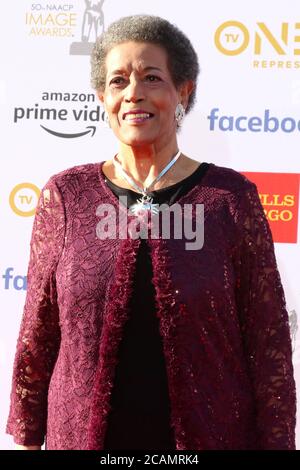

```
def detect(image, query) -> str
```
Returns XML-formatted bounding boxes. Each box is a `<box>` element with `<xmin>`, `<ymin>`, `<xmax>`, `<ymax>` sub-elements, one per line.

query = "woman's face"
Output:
<box><xmin>99</xmin><ymin>41</ymin><xmax>187</xmax><ymax>148</ymax></box>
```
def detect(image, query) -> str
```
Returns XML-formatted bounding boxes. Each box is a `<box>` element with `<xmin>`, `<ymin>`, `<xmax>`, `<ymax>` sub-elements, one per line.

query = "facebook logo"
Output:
<box><xmin>2</xmin><ymin>268</ymin><xmax>27</xmax><ymax>290</ymax></box>
<box><xmin>207</xmin><ymin>108</ymin><xmax>300</xmax><ymax>133</ymax></box>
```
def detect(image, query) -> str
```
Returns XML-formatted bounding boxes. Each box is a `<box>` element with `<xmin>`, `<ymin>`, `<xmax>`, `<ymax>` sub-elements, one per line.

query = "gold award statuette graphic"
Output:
<box><xmin>70</xmin><ymin>0</ymin><xmax>105</xmax><ymax>55</ymax></box>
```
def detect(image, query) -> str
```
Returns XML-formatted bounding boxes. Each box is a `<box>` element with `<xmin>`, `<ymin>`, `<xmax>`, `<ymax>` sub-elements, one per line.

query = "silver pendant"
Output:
<box><xmin>129</xmin><ymin>193</ymin><xmax>160</xmax><ymax>216</ymax></box>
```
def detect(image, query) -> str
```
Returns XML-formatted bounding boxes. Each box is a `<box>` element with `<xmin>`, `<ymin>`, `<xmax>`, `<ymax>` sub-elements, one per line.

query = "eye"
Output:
<box><xmin>145</xmin><ymin>75</ymin><xmax>161</xmax><ymax>82</ymax></box>
<box><xmin>109</xmin><ymin>77</ymin><xmax>125</xmax><ymax>85</ymax></box>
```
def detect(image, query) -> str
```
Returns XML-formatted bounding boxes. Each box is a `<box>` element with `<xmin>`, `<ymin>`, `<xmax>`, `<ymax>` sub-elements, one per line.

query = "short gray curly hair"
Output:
<box><xmin>90</xmin><ymin>14</ymin><xmax>200</xmax><ymax>114</ymax></box>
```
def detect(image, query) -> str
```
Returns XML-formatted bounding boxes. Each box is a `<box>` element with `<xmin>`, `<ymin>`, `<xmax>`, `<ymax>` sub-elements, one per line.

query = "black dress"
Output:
<box><xmin>102</xmin><ymin>162</ymin><xmax>210</xmax><ymax>450</ymax></box>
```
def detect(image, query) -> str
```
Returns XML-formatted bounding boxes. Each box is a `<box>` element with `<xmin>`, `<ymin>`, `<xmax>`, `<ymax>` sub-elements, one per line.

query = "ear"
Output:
<box><xmin>96</xmin><ymin>90</ymin><xmax>105</xmax><ymax>104</ymax></box>
<box><xmin>178</xmin><ymin>80</ymin><xmax>194</xmax><ymax>109</ymax></box>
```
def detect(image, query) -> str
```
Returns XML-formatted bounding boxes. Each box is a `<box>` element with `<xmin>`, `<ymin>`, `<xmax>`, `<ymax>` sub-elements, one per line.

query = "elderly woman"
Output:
<box><xmin>7</xmin><ymin>15</ymin><xmax>296</xmax><ymax>450</ymax></box>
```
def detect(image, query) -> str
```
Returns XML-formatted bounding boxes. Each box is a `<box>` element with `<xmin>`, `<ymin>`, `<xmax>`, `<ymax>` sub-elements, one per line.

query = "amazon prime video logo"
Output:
<box><xmin>96</xmin><ymin>197</ymin><xmax>205</xmax><ymax>251</ymax></box>
<box><xmin>13</xmin><ymin>90</ymin><xmax>108</xmax><ymax>138</ymax></box>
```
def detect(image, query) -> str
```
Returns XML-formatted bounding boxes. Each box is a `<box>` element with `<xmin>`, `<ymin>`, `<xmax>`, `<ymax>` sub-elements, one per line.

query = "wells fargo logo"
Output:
<box><xmin>214</xmin><ymin>21</ymin><xmax>300</xmax><ymax>69</ymax></box>
<box><xmin>9</xmin><ymin>183</ymin><xmax>40</xmax><ymax>217</ymax></box>
<box><xmin>241</xmin><ymin>171</ymin><xmax>299</xmax><ymax>243</ymax></box>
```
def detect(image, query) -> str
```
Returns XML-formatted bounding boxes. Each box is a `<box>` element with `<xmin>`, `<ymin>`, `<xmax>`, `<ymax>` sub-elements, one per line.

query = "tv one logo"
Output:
<box><xmin>9</xmin><ymin>183</ymin><xmax>40</xmax><ymax>217</ymax></box>
<box><xmin>214</xmin><ymin>21</ymin><xmax>300</xmax><ymax>56</ymax></box>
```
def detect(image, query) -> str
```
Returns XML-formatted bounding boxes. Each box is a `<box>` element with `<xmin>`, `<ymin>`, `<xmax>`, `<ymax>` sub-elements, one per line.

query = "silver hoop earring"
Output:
<box><xmin>175</xmin><ymin>103</ymin><xmax>185</xmax><ymax>127</ymax></box>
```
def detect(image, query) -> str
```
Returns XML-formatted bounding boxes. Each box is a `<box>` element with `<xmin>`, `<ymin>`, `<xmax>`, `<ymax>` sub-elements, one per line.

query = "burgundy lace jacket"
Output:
<box><xmin>6</xmin><ymin>161</ymin><xmax>296</xmax><ymax>450</ymax></box>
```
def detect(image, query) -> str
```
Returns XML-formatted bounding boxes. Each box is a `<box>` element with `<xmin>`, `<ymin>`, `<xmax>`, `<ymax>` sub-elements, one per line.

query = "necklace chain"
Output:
<box><xmin>113</xmin><ymin>150</ymin><xmax>181</xmax><ymax>196</ymax></box>
<box><xmin>112</xmin><ymin>150</ymin><xmax>181</xmax><ymax>216</ymax></box>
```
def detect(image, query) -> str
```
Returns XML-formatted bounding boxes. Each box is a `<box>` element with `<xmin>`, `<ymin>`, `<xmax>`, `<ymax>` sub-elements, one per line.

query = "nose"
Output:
<box><xmin>124</xmin><ymin>77</ymin><xmax>145</xmax><ymax>103</ymax></box>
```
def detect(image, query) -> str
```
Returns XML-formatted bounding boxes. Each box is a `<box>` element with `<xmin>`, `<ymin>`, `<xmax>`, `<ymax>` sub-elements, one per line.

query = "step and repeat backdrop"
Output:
<box><xmin>0</xmin><ymin>0</ymin><xmax>299</xmax><ymax>449</ymax></box>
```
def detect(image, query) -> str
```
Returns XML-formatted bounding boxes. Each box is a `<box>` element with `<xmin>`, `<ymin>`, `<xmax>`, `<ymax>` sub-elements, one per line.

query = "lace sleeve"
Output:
<box><xmin>6</xmin><ymin>177</ymin><xmax>65</xmax><ymax>446</ymax></box>
<box><xmin>234</xmin><ymin>183</ymin><xmax>297</xmax><ymax>450</ymax></box>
